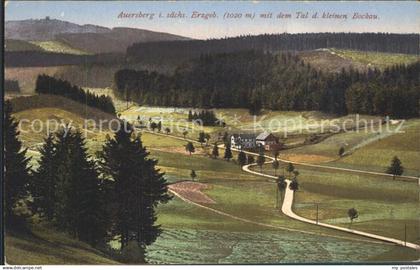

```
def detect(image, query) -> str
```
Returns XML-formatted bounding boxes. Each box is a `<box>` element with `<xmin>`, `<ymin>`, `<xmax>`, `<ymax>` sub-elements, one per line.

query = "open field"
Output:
<box><xmin>331</xmin><ymin>49</ymin><xmax>420</xmax><ymax>71</ymax></box>
<box><xmin>299</xmin><ymin>49</ymin><xmax>420</xmax><ymax>73</ymax></box>
<box><xmin>281</xmin><ymin>119</ymin><xmax>420</xmax><ymax>176</ymax></box>
<box><xmin>30</xmin><ymin>40</ymin><xmax>90</xmax><ymax>55</ymax></box>
<box><xmin>142</xmin><ymin>130</ymin><xmax>418</xmax><ymax>262</ymax></box>
<box><xmin>332</xmin><ymin>120</ymin><xmax>420</xmax><ymax>175</ymax></box>
<box><xmin>154</xmin><ymin>181</ymin><xmax>413</xmax><ymax>263</ymax></box>
<box><xmin>10</xmin><ymin>96</ymin><xmax>117</xmax><ymax>166</ymax></box>
<box><xmin>147</xmin><ymin>227</ymin><xmax>399</xmax><ymax>264</ymax></box>
<box><xmin>5</xmin><ymin>39</ymin><xmax>90</xmax><ymax>55</ymax></box>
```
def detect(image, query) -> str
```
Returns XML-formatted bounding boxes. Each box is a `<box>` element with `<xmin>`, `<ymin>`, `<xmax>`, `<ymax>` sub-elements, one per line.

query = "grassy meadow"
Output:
<box><xmin>260</xmin><ymin>161</ymin><xmax>419</xmax><ymax>244</ymax></box>
<box><xmin>331</xmin><ymin>49</ymin><xmax>420</xmax><ymax>70</ymax></box>
<box><xmin>6</xmin><ymin>224</ymin><xmax>118</xmax><ymax>265</ymax></box>
<box><xmin>30</xmin><ymin>40</ymin><xmax>90</xmax><ymax>55</ymax></box>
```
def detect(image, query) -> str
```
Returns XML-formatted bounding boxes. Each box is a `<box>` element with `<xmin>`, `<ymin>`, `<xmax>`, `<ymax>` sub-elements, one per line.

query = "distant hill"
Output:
<box><xmin>56</xmin><ymin>27</ymin><xmax>191</xmax><ymax>54</ymax></box>
<box><xmin>5</xmin><ymin>18</ymin><xmax>191</xmax><ymax>54</ymax></box>
<box><xmin>5</xmin><ymin>17</ymin><xmax>110</xmax><ymax>41</ymax></box>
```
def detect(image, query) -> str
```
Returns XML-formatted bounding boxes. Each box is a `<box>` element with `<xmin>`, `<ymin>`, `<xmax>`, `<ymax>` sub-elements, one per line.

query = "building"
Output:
<box><xmin>256</xmin><ymin>132</ymin><xmax>279</xmax><ymax>151</ymax></box>
<box><xmin>231</xmin><ymin>134</ymin><xmax>257</xmax><ymax>150</ymax></box>
<box><xmin>231</xmin><ymin>132</ymin><xmax>280</xmax><ymax>151</ymax></box>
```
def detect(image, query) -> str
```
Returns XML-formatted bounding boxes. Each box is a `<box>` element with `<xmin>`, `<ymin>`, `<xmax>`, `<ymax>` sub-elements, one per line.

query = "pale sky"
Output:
<box><xmin>5</xmin><ymin>1</ymin><xmax>420</xmax><ymax>39</ymax></box>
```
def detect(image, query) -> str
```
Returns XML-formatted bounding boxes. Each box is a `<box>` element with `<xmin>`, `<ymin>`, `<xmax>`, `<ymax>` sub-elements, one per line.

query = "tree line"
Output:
<box><xmin>5</xmin><ymin>51</ymin><xmax>125</xmax><ymax>67</ymax></box>
<box><xmin>126</xmin><ymin>33</ymin><xmax>419</xmax><ymax>63</ymax></box>
<box><xmin>4</xmin><ymin>101</ymin><xmax>171</xmax><ymax>262</ymax></box>
<box><xmin>35</xmin><ymin>75</ymin><xmax>116</xmax><ymax>115</ymax></box>
<box><xmin>115</xmin><ymin>50</ymin><xmax>419</xmax><ymax>118</ymax></box>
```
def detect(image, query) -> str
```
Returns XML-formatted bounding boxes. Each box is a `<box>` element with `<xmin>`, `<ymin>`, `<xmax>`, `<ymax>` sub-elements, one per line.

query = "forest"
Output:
<box><xmin>115</xmin><ymin>50</ymin><xmax>420</xmax><ymax>118</ymax></box>
<box><xmin>126</xmin><ymin>33</ymin><xmax>419</xmax><ymax>63</ymax></box>
<box><xmin>5</xmin><ymin>51</ymin><xmax>125</xmax><ymax>67</ymax></box>
<box><xmin>35</xmin><ymin>75</ymin><xmax>116</xmax><ymax>114</ymax></box>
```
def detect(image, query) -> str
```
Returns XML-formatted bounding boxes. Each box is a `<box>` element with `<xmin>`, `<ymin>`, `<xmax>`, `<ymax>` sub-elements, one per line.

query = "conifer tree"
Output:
<box><xmin>30</xmin><ymin>134</ymin><xmax>57</xmax><ymax>221</ymax></box>
<box><xmin>53</xmin><ymin>128</ymin><xmax>108</xmax><ymax>245</ymax></box>
<box><xmin>237</xmin><ymin>151</ymin><xmax>247</xmax><ymax>167</ymax></box>
<box><xmin>212</xmin><ymin>143</ymin><xmax>219</xmax><ymax>158</ymax></box>
<box><xmin>71</xmin><ymin>130</ymin><xmax>108</xmax><ymax>245</ymax></box>
<box><xmin>100</xmin><ymin>123</ymin><xmax>171</xmax><ymax>257</ymax></box>
<box><xmin>224</xmin><ymin>143</ymin><xmax>233</xmax><ymax>161</ymax></box>
<box><xmin>272</xmin><ymin>160</ymin><xmax>280</xmax><ymax>176</ymax></box>
<box><xmin>198</xmin><ymin>132</ymin><xmax>206</xmax><ymax>146</ymax></box>
<box><xmin>185</xmin><ymin>142</ymin><xmax>195</xmax><ymax>155</ymax></box>
<box><xmin>190</xmin><ymin>170</ymin><xmax>197</xmax><ymax>181</ymax></box>
<box><xmin>257</xmin><ymin>151</ymin><xmax>266</xmax><ymax>173</ymax></box>
<box><xmin>386</xmin><ymin>156</ymin><xmax>404</xmax><ymax>180</ymax></box>
<box><xmin>4</xmin><ymin>101</ymin><xmax>31</xmax><ymax>226</ymax></box>
<box><xmin>286</xmin><ymin>162</ymin><xmax>295</xmax><ymax>177</ymax></box>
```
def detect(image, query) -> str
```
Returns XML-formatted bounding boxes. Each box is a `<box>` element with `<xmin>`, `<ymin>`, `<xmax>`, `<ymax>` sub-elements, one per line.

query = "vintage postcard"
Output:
<box><xmin>2</xmin><ymin>0</ymin><xmax>419</xmax><ymax>267</ymax></box>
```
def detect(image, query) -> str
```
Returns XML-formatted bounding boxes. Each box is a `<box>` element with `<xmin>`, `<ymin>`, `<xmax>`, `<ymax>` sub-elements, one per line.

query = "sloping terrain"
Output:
<box><xmin>5</xmin><ymin>66</ymin><xmax>66</xmax><ymax>93</ymax></box>
<box><xmin>5</xmin><ymin>39</ymin><xmax>43</xmax><ymax>52</ymax></box>
<box><xmin>6</xmin><ymin>225</ymin><xmax>118</xmax><ymax>265</ymax></box>
<box><xmin>5</xmin><ymin>18</ymin><xmax>110</xmax><ymax>41</ymax></box>
<box><xmin>5</xmin><ymin>18</ymin><xmax>191</xmax><ymax>54</ymax></box>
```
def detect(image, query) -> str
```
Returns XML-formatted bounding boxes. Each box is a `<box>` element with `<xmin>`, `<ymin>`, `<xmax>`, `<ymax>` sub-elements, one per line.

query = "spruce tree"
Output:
<box><xmin>257</xmin><ymin>151</ymin><xmax>266</xmax><ymax>173</ymax></box>
<box><xmin>386</xmin><ymin>156</ymin><xmax>404</xmax><ymax>180</ymax></box>
<box><xmin>4</xmin><ymin>101</ymin><xmax>31</xmax><ymax>226</ymax></box>
<box><xmin>237</xmin><ymin>151</ymin><xmax>247</xmax><ymax>167</ymax></box>
<box><xmin>272</xmin><ymin>160</ymin><xmax>280</xmax><ymax>176</ymax></box>
<box><xmin>30</xmin><ymin>134</ymin><xmax>57</xmax><ymax>221</ymax></box>
<box><xmin>70</xmin><ymin>130</ymin><xmax>108</xmax><ymax>245</ymax></box>
<box><xmin>190</xmin><ymin>170</ymin><xmax>197</xmax><ymax>181</ymax></box>
<box><xmin>286</xmin><ymin>162</ymin><xmax>295</xmax><ymax>177</ymax></box>
<box><xmin>100</xmin><ymin>123</ymin><xmax>171</xmax><ymax>257</ymax></box>
<box><xmin>53</xmin><ymin>128</ymin><xmax>108</xmax><ymax>245</ymax></box>
<box><xmin>198</xmin><ymin>132</ymin><xmax>206</xmax><ymax>146</ymax></box>
<box><xmin>224</xmin><ymin>143</ymin><xmax>233</xmax><ymax>161</ymax></box>
<box><xmin>185</xmin><ymin>142</ymin><xmax>195</xmax><ymax>155</ymax></box>
<box><xmin>212</xmin><ymin>143</ymin><xmax>219</xmax><ymax>158</ymax></box>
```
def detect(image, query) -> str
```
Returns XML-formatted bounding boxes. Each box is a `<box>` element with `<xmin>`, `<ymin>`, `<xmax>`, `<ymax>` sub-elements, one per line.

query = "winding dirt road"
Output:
<box><xmin>141</xmin><ymin>130</ymin><xmax>420</xmax><ymax>251</ymax></box>
<box><xmin>242</xmin><ymin>162</ymin><xmax>420</xmax><ymax>251</ymax></box>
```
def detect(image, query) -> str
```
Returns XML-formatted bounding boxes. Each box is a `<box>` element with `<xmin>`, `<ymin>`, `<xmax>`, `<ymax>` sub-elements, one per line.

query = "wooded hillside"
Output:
<box><xmin>127</xmin><ymin>33</ymin><xmax>419</xmax><ymax>64</ymax></box>
<box><xmin>115</xmin><ymin>51</ymin><xmax>420</xmax><ymax>118</ymax></box>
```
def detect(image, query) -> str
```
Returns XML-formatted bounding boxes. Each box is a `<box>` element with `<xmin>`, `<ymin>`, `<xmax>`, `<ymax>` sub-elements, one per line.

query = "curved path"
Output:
<box><xmin>243</xmin><ymin>161</ymin><xmax>420</xmax><ymax>251</ymax></box>
<box><xmin>141</xmin><ymin>130</ymin><xmax>420</xmax><ymax>251</ymax></box>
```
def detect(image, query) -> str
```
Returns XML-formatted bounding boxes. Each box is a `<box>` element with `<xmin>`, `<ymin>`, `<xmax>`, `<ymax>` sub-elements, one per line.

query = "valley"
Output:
<box><xmin>7</xmin><ymin>95</ymin><xmax>420</xmax><ymax>263</ymax></box>
<box><xmin>3</xmin><ymin>13</ymin><xmax>419</xmax><ymax>265</ymax></box>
